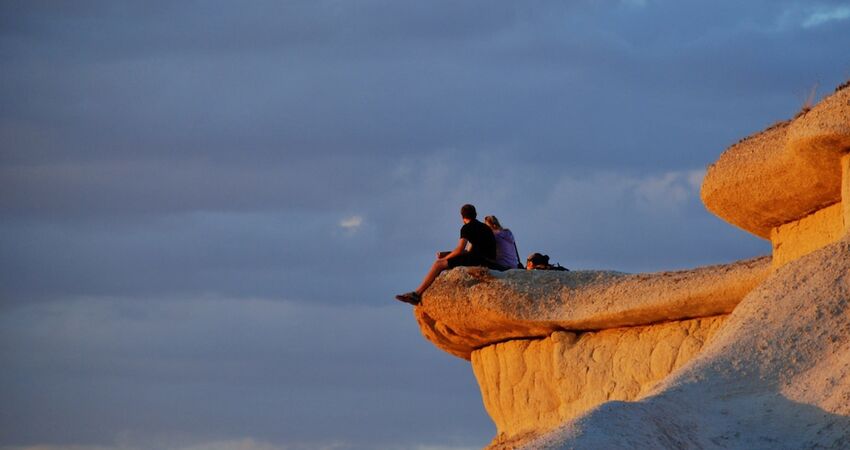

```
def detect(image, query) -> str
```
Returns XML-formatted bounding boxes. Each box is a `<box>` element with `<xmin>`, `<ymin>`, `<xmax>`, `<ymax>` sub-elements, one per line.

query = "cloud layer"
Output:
<box><xmin>1</xmin><ymin>0</ymin><xmax>847</xmax><ymax>448</ymax></box>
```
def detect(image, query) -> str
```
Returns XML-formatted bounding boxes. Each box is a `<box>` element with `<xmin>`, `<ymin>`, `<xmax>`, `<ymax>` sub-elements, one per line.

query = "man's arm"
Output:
<box><xmin>440</xmin><ymin>238</ymin><xmax>468</xmax><ymax>260</ymax></box>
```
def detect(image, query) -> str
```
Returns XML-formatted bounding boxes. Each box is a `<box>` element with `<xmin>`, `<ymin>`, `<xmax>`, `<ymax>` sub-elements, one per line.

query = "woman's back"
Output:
<box><xmin>493</xmin><ymin>229</ymin><xmax>519</xmax><ymax>269</ymax></box>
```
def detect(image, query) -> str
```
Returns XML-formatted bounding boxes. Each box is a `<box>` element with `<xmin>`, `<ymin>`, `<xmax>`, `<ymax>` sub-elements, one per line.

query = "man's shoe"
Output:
<box><xmin>395</xmin><ymin>291</ymin><xmax>421</xmax><ymax>305</ymax></box>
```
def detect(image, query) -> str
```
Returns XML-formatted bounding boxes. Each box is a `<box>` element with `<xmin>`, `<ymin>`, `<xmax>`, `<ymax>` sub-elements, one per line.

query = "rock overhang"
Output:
<box><xmin>701</xmin><ymin>83</ymin><xmax>850</xmax><ymax>240</ymax></box>
<box><xmin>414</xmin><ymin>256</ymin><xmax>771</xmax><ymax>360</ymax></box>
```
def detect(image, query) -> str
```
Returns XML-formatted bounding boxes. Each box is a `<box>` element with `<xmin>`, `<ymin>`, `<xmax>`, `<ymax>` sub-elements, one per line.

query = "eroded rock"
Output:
<box><xmin>516</xmin><ymin>235</ymin><xmax>850</xmax><ymax>450</ymax></box>
<box><xmin>473</xmin><ymin>316</ymin><xmax>726</xmax><ymax>444</ymax></box>
<box><xmin>701</xmin><ymin>83</ymin><xmax>850</xmax><ymax>266</ymax></box>
<box><xmin>415</xmin><ymin>257</ymin><xmax>769</xmax><ymax>359</ymax></box>
<box><xmin>701</xmin><ymin>84</ymin><xmax>850</xmax><ymax>239</ymax></box>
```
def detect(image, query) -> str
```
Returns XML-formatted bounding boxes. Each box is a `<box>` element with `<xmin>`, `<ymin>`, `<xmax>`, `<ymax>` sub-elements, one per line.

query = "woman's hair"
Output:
<box><xmin>484</xmin><ymin>215</ymin><xmax>503</xmax><ymax>230</ymax></box>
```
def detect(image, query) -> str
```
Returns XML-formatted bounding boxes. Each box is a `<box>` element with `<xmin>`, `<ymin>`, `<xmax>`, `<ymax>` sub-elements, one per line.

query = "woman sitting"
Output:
<box><xmin>484</xmin><ymin>215</ymin><xmax>522</xmax><ymax>270</ymax></box>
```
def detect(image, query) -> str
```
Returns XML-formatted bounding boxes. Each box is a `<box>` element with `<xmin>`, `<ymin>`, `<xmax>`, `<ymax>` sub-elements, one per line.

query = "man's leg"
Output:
<box><xmin>415</xmin><ymin>258</ymin><xmax>450</xmax><ymax>294</ymax></box>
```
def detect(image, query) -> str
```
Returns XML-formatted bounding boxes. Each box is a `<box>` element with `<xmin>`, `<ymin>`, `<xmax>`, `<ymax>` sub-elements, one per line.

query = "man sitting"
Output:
<box><xmin>395</xmin><ymin>204</ymin><xmax>497</xmax><ymax>305</ymax></box>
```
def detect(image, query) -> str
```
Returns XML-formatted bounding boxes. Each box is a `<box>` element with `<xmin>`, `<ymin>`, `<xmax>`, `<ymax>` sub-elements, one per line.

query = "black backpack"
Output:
<box><xmin>527</xmin><ymin>252</ymin><xmax>569</xmax><ymax>271</ymax></box>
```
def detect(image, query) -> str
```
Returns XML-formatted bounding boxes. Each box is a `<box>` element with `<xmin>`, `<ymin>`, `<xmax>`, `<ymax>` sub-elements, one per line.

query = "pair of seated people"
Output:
<box><xmin>395</xmin><ymin>204</ymin><xmax>519</xmax><ymax>305</ymax></box>
<box><xmin>397</xmin><ymin>204</ymin><xmax>566</xmax><ymax>306</ymax></box>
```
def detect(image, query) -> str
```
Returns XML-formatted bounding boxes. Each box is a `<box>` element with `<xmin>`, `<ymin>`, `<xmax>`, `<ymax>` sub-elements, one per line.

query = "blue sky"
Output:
<box><xmin>1</xmin><ymin>1</ymin><xmax>848</xmax><ymax>449</ymax></box>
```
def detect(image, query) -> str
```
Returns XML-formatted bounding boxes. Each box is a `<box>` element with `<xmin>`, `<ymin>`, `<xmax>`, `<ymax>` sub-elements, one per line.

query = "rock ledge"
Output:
<box><xmin>415</xmin><ymin>256</ymin><xmax>769</xmax><ymax>360</ymax></box>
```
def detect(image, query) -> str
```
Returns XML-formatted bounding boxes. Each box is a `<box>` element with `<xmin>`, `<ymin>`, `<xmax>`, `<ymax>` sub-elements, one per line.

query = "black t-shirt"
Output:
<box><xmin>460</xmin><ymin>219</ymin><xmax>497</xmax><ymax>261</ymax></box>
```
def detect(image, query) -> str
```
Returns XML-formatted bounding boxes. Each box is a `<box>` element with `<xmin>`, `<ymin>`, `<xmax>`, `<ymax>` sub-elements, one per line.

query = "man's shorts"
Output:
<box><xmin>448</xmin><ymin>253</ymin><xmax>500</xmax><ymax>269</ymax></box>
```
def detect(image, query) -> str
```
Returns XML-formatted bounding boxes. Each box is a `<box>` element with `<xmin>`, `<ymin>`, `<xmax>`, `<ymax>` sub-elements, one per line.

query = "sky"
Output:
<box><xmin>1</xmin><ymin>1</ymin><xmax>848</xmax><ymax>449</ymax></box>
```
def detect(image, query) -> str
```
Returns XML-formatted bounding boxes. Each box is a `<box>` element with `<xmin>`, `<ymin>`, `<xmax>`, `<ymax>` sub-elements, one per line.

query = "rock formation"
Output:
<box><xmin>702</xmin><ymin>82</ymin><xmax>850</xmax><ymax>267</ymax></box>
<box><xmin>523</xmin><ymin>237</ymin><xmax>850</xmax><ymax>449</ymax></box>
<box><xmin>410</xmin><ymin>81</ymin><xmax>850</xmax><ymax>449</ymax></box>
<box><xmin>416</xmin><ymin>257</ymin><xmax>769</xmax><ymax>360</ymax></box>
<box><xmin>472</xmin><ymin>316</ymin><xmax>726</xmax><ymax>441</ymax></box>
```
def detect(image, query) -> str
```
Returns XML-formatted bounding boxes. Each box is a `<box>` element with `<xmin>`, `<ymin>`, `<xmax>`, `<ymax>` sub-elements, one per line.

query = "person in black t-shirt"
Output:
<box><xmin>395</xmin><ymin>204</ymin><xmax>498</xmax><ymax>305</ymax></box>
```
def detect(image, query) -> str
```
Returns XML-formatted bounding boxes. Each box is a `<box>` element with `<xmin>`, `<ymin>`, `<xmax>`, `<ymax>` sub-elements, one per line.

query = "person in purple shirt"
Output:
<box><xmin>484</xmin><ymin>215</ymin><xmax>521</xmax><ymax>270</ymax></box>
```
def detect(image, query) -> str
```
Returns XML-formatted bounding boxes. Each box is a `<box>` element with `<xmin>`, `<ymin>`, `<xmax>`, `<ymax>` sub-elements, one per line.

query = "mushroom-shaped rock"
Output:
<box><xmin>415</xmin><ymin>257</ymin><xmax>770</xmax><ymax>360</ymax></box>
<box><xmin>701</xmin><ymin>84</ymin><xmax>850</xmax><ymax>239</ymax></box>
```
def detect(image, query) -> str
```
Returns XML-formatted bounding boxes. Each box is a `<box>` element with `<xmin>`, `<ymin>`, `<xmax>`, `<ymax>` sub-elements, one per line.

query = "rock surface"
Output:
<box><xmin>514</xmin><ymin>235</ymin><xmax>850</xmax><ymax>450</ymax></box>
<box><xmin>473</xmin><ymin>316</ymin><xmax>726</xmax><ymax>444</ymax></box>
<box><xmin>770</xmin><ymin>201</ymin><xmax>846</xmax><ymax>267</ymax></box>
<box><xmin>701</xmin><ymin>84</ymin><xmax>850</xmax><ymax>239</ymax></box>
<box><xmin>416</xmin><ymin>257</ymin><xmax>769</xmax><ymax>359</ymax></box>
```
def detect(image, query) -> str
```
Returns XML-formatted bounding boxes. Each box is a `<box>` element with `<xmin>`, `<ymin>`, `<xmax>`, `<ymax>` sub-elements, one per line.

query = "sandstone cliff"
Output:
<box><xmin>409</xmin><ymin>81</ymin><xmax>850</xmax><ymax>449</ymax></box>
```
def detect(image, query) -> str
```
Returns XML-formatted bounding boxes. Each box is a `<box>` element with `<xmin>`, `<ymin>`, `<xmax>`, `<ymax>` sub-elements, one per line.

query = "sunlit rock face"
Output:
<box><xmin>472</xmin><ymin>316</ymin><xmax>725</xmax><ymax>442</ymax></box>
<box><xmin>415</xmin><ymin>258</ymin><xmax>769</xmax><ymax>360</ymax></box>
<box><xmin>413</xmin><ymin>259</ymin><xmax>769</xmax><ymax>444</ymax></box>
<box><xmin>702</xmin><ymin>83</ymin><xmax>850</xmax><ymax>267</ymax></box>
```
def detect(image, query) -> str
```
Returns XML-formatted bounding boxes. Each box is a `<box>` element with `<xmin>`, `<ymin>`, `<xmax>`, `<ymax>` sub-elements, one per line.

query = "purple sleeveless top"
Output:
<box><xmin>493</xmin><ymin>229</ymin><xmax>519</xmax><ymax>269</ymax></box>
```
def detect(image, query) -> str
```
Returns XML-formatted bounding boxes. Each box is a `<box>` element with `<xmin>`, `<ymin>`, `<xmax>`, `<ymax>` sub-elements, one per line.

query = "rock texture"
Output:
<box><xmin>701</xmin><ymin>83</ymin><xmax>850</xmax><ymax>267</ymax></box>
<box><xmin>701</xmin><ymin>84</ymin><xmax>850</xmax><ymax>239</ymax></box>
<box><xmin>416</xmin><ymin>257</ymin><xmax>769</xmax><ymax>359</ymax></box>
<box><xmin>473</xmin><ymin>316</ymin><xmax>726</xmax><ymax>444</ymax></box>
<box><xmin>518</xmin><ymin>236</ymin><xmax>850</xmax><ymax>450</ymax></box>
<box><xmin>770</xmin><ymin>201</ymin><xmax>845</xmax><ymax>267</ymax></box>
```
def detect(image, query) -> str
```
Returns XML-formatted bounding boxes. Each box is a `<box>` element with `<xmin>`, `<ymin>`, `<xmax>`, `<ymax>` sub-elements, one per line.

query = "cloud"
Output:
<box><xmin>0</xmin><ymin>2</ymin><xmax>841</xmax><ymax>449</ymax></box>
<box><xmin>634</xmin><ymin>169</ymin><xmax>706</xmax><ymax>214</ymax></box>
<box><xmin>0</xmin><ymin>296</ymin><xmax>491</xmax><ymax>447</ymax></box>
<box><xmin>802</xmin><ymin>5</ymin><xmax>850</xmax><ymax>28</ymax></box>
<box><xmin>373</xmin><ymin>155</ymin><xmax>768</xmax><ymax>273</ymax></box>
<box><xmin>413</xmin><ymin>446</ymin><xmax>479</xmax><ymax>450</ymax></box>
<box><xmin>0</xmin><ymin>441</ymin><xmax>478</xmax><ymax>450</ymax></box>
<box><xmin>0</xmin><ymin>438</ymin><xmax>345</xmax><ymax>450</ymax></box>
<box><xmin>620</xmin><ymin>0</ymin><xmax>648</xmax><ymax>7</ymax></box>
<box><xmin>0</xmin><ymin>158</ymin><xmax>387</xmax><ymax>218</ymax></box>
<box><xmin>339</xmin><ymin>215</ymin><xmax>364</xmax><ymax>231</ymax></box>
<box><xmin>0</xmin><ymin>446</ymin><xmax>116</xmax><ymax>450</ymax></box>
<box><xmin>177</xmin><ymin>438</ymin><xmax>346</xmax><ymax>450</ymax></box>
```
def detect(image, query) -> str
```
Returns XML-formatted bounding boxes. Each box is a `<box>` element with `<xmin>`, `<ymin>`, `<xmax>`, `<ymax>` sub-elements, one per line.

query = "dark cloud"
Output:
<box><xmin>2</xmin><ymin>0</ymin><xmax>846</xmax><ymax>170</ymax></box>
<box><xmin>0</xmin><ymin>0</ymin><xmax>847</xmax><ymax>448</ymax></box>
